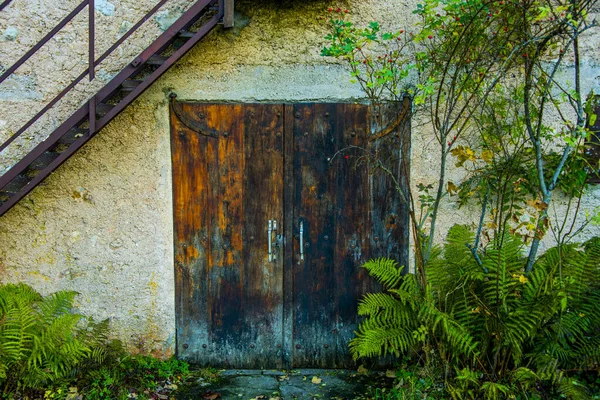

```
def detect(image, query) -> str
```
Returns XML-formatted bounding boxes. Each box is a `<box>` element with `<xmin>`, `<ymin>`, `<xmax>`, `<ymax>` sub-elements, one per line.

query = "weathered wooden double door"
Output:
<box><xmin>170</xmin><ymin>101</ymin><xmax>409</xmax><ymax>368</ymax></box>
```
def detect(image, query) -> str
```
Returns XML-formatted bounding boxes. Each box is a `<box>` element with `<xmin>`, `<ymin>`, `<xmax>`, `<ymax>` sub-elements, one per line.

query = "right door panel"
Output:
<box><xmin>290</xmin><ymin>102</ymin><xmax>410</xmax><ymax>368</ymax></box>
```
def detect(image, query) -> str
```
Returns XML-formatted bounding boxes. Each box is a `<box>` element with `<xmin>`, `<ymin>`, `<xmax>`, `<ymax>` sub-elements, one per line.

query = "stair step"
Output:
<box><xmin>120</xmin><ymin>79</ymin><xmax>143</xmax><ymax>92</ymax></box>
<box><xmin>147</xmin><ymin>55</ymin><xmax>168</xmax><ymax>65</ymax></box>
<box><xmin>178</xmin><ymin>30</ymin><xmax>195</xmax><ymax>38</ymax></box>
<box><xmin>2</xmin><ymin>174</ymin><xmax>29</xmax><ymax>193</ymax></box>
<box><xmin>0</xmin><ymin>189</ymin><xmax>16</xmax><ymax>201</ymax></box>
<box><xmin>96</xmin><ymin>103</ymin><xmax>115</xmax><ymax>117</ymax></box>
<box><xmin>30</xmin><ymin>151</ymin><xmax>60</xmax><ymax>170</ymax></box>
<box><xmin>58</xmin><ymin>127</ymin><xmax>86</xmax><ymax>145</ymax></box>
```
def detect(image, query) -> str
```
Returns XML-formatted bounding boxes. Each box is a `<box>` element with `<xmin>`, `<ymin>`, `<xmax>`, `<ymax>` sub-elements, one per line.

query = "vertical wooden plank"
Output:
<box><xmin>171</xmin><ymin>102</ymin><xmax>220</xmax><ymax>363</ymax></box>
<box><xmin>370</xmin><ymin>101</ymin><xmax>411</xmax><ymax>272</ymax></box>
<box><xmin>331</xmin><ymin>103</ymin><xmax>374</xmax><ymax>367</ymax></box>
<box><xmin>206</xmin><ymin>103</ymin><xmax>244</xmax><ymax>365</ymax></box>
<box><xmin>282</xmin><ymin>103</ymin><xmax>295</xmax><ymax>368</ymax></box>
<box><xmin>171</xmin><ymin>103</ymin><xmax>284</xmax><ymax>368</ymax></box>
<box><xmin>240</xmin><ymin>104</ymin><xmax>285</xmax><ymax>368</ymax></box>
<box><xmin>292</xmin><ymin>103</ymin><xmax>338</xmax><ymax>367</ymax></box>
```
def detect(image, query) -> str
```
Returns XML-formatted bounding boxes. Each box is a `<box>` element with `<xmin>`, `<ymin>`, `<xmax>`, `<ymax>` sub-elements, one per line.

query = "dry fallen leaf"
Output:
<box><xmin>203</xmin><ymin>392</ymin><xmax>221</xmax><ymax>400</ymax></box>
<box><xmin>385</xmin><ymin>370</ymin><xmax>396</xmax><ymax>378</ymax></box>
<box><xmin>311</xmin><ymin>376</ymin><xmax>322</xmax><ymax>384</ymax></box>
<box><xmin>357</xmin><ymin>365</ymin><xmax>369</xmax><ymax>375</ymax></box>
<box><xmin>527</xmin><ymin>198</ymin><xmax>548</xmax><ymax>211</ymax></box>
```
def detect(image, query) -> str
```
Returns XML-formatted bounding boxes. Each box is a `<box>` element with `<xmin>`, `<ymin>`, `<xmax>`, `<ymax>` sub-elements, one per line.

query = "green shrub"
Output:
<box><xmin>0</xmin><ymin>283</ymin><xmax>110</xmax><ymax>396</ymax></box>
<box><xmin>81</xmin><ymin>355</ymin><xmax>189</xmax><ymax>400</ymax></box>
<box><xmin>352</xmin><ymin>226</ymin><xmax>600</xmax><ymax>398</ymax></box>
<box><xmin>0</xmin><ymin>283</ymin><xmax>190</xmax><ymax>399</ymax></box>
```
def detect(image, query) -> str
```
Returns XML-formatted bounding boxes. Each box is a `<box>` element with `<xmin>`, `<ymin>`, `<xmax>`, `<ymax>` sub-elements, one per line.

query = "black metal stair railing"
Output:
<box><xmin>0</xmin><ymin>1</ymin><xmax>13</xmax><ymax>11</ymax></box>
<box><xmin>0</xmin><ymin>0</ymin><xmax>232</xmax><ymax>217</ymax></box>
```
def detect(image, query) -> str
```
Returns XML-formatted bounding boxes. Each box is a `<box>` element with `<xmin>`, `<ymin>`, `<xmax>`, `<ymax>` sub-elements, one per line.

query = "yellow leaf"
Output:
<box><xmin>519</xmin><ymin>275</ymin><xmax>528</xmax><ymax>284</ymax></box>
<box><xmin>481</xmin><ymin>149</ymin><xmax>494</xmax><ymax>163</ymax></box>
<box><xmin>357</xmin><ymin>365</ymin><xmax>369</xmax><ymax>375</ymax></box>
<box><xmin>311</xmin><ymin>376</ymin><xmax>322</xmax><ymax>384</ymax></box>
<box><xmin>527</xmin><ymin>199</ymin><xmax>548</xmax><ymax>211</ymax></box>
<box><xmin>386</xmin><ymin>370</ymin><xmax>396</xmax><ymax>378</ymax></box>
<box><xmin>450</xmin><ymin>145</ymin><xmax>477</xmax><ymax>167</ymax></box>
<box><xmin>447</xmin><ymin>181</ymin><xmax>459</xmax><ymax>195</ymax></box>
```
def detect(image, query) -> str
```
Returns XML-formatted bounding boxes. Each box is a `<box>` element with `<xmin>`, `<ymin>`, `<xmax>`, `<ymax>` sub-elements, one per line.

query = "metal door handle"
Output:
<box><xmin>268</xmin><ymin>220</ymin><xmax>273</xmax><ymax>262</ymax></box>
<box><xmin>272</xmin><ymin>220</ymin><xmax>277</xmax><ymax>262</ymax></box>
<box><xmin>268</xmin><ymin>219</ymin><xmax>278</xmax><ymax>262</ymax></box>
<box><xmin>299</xmin><ymin>221</ymin><xmax>304</xmax><ymax>260</ymax></box>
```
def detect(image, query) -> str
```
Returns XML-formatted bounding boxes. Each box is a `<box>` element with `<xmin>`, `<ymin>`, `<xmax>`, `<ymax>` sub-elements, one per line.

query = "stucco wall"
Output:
<box><xmin>0</xmin><ymin>0</ymin><xmax>599</xmax><ymax>356</ymax></box>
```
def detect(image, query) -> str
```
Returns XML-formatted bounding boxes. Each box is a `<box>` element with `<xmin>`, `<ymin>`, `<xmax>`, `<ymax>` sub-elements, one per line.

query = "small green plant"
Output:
<box><xmin>0</xmin><ymin>283</ymin><xmax>191</xmax><ymax>399</ymax></box>
<box><xmin>351</xmin><ymin>227</ymin><xmax>600</xmax><ymax>399</ymax></box>
<box><xmin>81</xmin><ymin>355</ymin><xmax>189</xmax><ymax>399</ymax></box>
<box><xmin>0</xmin><ymin>283</ymin><xmax>109</xmax><ymax>396</ymax></box>
<box><xmin>195</xmin><ymin>366</ymin><xmax>224</xmax><ymax>385</ymax></box>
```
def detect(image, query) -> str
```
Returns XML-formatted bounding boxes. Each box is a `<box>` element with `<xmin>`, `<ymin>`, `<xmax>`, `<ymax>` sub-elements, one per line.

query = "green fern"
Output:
<box><xmin>362</xmin><ymin>258</ymin><xmax>405</xmax><ymax>289</ymax></box>
<box><xmin>352</xmin><ymin>225</ymin><xmax>600</xmax><ymax>397</ymax></box>
<box><xmin>0</xmin><ymin>283</ymin><xmax>111</xmax><ymax>396</ymax></box>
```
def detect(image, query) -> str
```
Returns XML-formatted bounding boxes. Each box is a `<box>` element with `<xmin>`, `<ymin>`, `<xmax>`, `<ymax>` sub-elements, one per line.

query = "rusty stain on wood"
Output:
<box><xmin>170</xmin><ymin>101</ymin><xmax>410</xmax><ymax>369</ymax></box>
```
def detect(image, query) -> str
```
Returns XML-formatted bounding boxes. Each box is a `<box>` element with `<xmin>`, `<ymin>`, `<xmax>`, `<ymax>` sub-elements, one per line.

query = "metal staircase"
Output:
<box><xmin>0</xmin><ymin>0</ymin><xmax>233</xmax><ymax>217</ymax></box>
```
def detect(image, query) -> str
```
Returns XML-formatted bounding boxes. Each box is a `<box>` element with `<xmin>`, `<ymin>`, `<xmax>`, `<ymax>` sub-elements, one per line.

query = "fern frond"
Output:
<box><xmin>556</xmin><ymin>377</ymin><xmax>590</xmax><ymax>400</ymax></box>
<box><xmin>421</xmin><ymin>302</ymin><xmax>479</xmax><ymax>360</ymax></box>
<box><xmin>357</xmin><ymin>292</ymin><xmax>415</xmax><ymax>326</ymax></box>
<box><xmin>0</xmin><ymin>283</ymin><xmax>114</xmax><ymax>394</ymax></box>
<box><xmin>37</xmin><ymin>291</ymin><xmax>78</xmax><ymax>322</ymax></box>
<box><xmin>362</xmin><ymin>258</ymin><xmax>404</xmax><ymax>289</ymax></box>
<box><xmin>350</xmin><ymin>326</ymin><xmax>418</xmax><ymax>359</ymax></box>
<box><xmin>480</xmin><ymin>381</ymin><xmax>510</xmax><ymax>400</ymax></box>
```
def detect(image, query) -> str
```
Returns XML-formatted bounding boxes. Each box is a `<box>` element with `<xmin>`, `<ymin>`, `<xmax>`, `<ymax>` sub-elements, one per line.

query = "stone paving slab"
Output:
<box><xmin>177</xmin><ymin>369</ymin><xmax>384</xmax><ymax>400</ymax></box>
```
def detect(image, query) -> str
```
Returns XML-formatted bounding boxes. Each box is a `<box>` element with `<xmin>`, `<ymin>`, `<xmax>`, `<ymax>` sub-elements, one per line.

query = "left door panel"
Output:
<box><xmin>171</xmin><ymin>102</ymin><xmax>285</xmax><ymax>368</ymax></box>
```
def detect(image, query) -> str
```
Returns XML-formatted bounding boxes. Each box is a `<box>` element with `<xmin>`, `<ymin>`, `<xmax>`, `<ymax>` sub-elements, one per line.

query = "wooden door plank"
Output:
<box><xmin>369</xmin><ymin>101</ymin><xmax>411</xmax><ymax>272</ymax></box>
<box><xmin>171</xmin><ymin>102</ymin><xmax>284</xmax><ymax>368</ymax></box>
<box><xmin>171</xmin><ymin>102</ymin><xmax>219</xmax><ymax>363</ymax></box>
<box><xmin>331</xmin><ymin>103</ymin><xmax>374</xmax><ymax>366</ymax></box>
<box><xmin>240</xmin><ymin>104</ymin><xmax>285</xmax><ymax>367</ymax></box>
<box><xmin>282</xmin><ymin>103</ymin><xmax>295</xmax><ymax>368</ymax></box>
<box><xmin>205</xmin><ymin>103</ymin><xmax>245</xmax><ymax>366</ymax></box>
<box><xmin>292</xmin><ymin>103</ymin><xmax>338</xmax><ymax>367</ymax></box>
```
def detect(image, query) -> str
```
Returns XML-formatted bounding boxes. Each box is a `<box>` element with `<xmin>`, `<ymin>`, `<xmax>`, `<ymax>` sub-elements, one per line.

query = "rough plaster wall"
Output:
<box><xmin>0</xmin><ymin>0</ymin><xmax>599</xmax><ymax>356</ymax></box>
